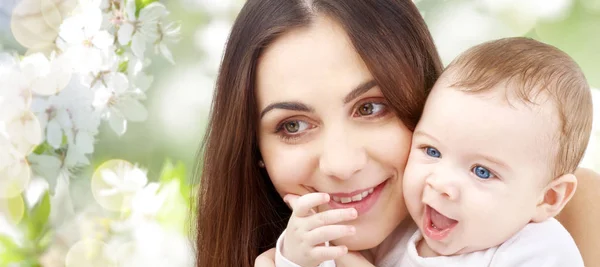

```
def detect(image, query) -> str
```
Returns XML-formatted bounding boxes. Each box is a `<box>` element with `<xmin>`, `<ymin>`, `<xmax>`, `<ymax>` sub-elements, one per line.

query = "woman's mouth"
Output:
<box><xmin>423</xmin><ymin>205</ymin><xmax>458</xmax><ymax>241</ymax></box>
<box><xmin>327</xmin><ymin>179</ymin><xmax>388</xmax><ymax>215</ymax></box>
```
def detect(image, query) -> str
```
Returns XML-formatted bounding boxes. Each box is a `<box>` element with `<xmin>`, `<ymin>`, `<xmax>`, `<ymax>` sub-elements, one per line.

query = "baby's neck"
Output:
<box><xmin>416</xmin><ymin>238</ymin><xmax>441</xmax><ymax>258</ymax></box>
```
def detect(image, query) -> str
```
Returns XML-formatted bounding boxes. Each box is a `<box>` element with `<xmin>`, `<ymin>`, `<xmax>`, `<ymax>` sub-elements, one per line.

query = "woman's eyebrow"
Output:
<box><xmin>260</xmin><ymin>102</ymin><xmax>313</xmax><ymax>119</ymax></box>
<box><xmin>260</xmin><ymin>79</ymin><xmax>376</xmax><ymax>119</ymax></box>
<box><xmin>343</xmin><ymin>79</ymin><xmax>377</xmax><ymax>104</ymax></box>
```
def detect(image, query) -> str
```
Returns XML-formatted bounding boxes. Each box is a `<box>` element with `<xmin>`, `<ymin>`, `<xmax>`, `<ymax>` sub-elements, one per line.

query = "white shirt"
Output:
<box><xmin>275</xmin><ymin>218</ymin><xmax>583</xmax><ymax>267</ymax></box>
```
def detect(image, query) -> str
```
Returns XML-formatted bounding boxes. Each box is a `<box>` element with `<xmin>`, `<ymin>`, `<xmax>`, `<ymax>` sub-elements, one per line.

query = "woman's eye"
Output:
<box><xmin>355</xmin><ymin>102</ymin><xmax>386</xmax><ymax>117</ymax></box>
<box><xmin>281</xmin><ymin>120</ymin><xmax>309</xmax><ymax>134</ymax></box>
<box><xmin>425</xmin><ymin>147</ymin><xmax>442</xmax><ymax>158</ymax></box>
<box><xmin>472</xmin><ymin>165</ymin><xmax>495</xmax><ymax>179</ymax></box>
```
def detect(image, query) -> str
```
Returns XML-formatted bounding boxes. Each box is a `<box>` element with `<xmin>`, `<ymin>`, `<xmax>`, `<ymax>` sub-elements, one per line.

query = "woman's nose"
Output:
<box><xmin>318</xmin><ymin>127</ymin><xmax>367</xmax><ymax>180</ymax></box>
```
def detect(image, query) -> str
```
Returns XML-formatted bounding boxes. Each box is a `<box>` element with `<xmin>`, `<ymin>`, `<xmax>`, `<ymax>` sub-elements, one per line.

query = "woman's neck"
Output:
<box><xmin>362</xmin><ymin>218</ymin><xmax>414</xmax><ymax>264</ymax></box>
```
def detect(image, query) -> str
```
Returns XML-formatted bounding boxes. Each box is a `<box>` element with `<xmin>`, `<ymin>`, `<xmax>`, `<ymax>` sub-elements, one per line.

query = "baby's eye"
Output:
<box><xmin>425</xmin><ymin>147</ymin><xmax>441</xmax><ymax>158</ymax></box>
<box><xmin>472</xmin><ymin>165</ymin><xmax>495</xmax><ymax>179</ymax></box>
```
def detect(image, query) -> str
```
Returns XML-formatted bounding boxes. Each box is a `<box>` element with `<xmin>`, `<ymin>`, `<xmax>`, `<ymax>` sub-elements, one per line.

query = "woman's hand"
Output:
<box><xmin>557</xmin><ymin>167</ymin><xmax>600</xmax><ymax>266</ymax></box>
<box><xmin>255</xmin><ymin>248</ymin><xmax>276</xmax><ymax>267</ymax></box>
<box><xmin>282</xmin><ymin>193</ymin><xmax>358</xmax><ymax>267</ymax></box>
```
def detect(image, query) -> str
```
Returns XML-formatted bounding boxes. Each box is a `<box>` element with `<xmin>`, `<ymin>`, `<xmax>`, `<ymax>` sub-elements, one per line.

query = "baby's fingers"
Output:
<box><xmin>305</xmin><ymin>208</ymin><xmax>357</xmax><ymax>231</ymax></box>
<box><xmin>286</xmin><ymin>193</ymin><xmax>330</xmax><ymax>217</ymax></box>
<box><xmin>309</xmin><ymin>245</ymin><xmax>348</xmax><ymax>263</ymax></box>
<box><xmin>306</xmin><ymin>225</ymin><xmax>356</xmax><ymax>246</ymax></box>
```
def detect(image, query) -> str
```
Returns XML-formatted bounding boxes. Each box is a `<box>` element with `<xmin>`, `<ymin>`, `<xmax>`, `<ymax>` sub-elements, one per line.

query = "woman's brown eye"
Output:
<box><xmin>284</xmin><ymin>121</ymin><xmax>300</xmax><ymax>133</ymax></box>
<box><xmin>358</xmin><ymin>103</ymin><xmax>374</xmax><ymax>116</ymax></box>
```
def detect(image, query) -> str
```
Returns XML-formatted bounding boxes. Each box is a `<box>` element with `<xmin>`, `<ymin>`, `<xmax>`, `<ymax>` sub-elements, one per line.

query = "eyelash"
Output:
<box><xmin>274</xmin><ymin>100</ymin><xmax>389</xmax><ymax>142</ymax></box>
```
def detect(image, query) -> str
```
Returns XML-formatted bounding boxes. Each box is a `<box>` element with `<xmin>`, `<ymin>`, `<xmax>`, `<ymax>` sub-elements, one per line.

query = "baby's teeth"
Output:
<box><xmin>368</xmin><ymin>188</ymin><xmax>374</xmax><ymax>194</ymax></box>
<box><xmin>332</xmin><ymin>196</ymin><xmax>341</xmax><ymax>202</ymax></box>
<box><xmin>361</xmin><ymin>191</ymin><xmax>368</xmax><ymax>198</ymax></box>
<box><xmin>340</xmin><ymin>197</ymin><xmax>352</xmax><ymax>203</ymax></box>
<box><xmin>351</xmin><ymin>194</ymin><xmax>363</xmax><ymax>202</ymax></box>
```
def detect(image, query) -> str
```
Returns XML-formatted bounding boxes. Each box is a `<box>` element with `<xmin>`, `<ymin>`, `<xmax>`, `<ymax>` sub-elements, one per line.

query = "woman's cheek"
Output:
<box><xmin>265</xmin><ymin>146</ymin><xmax>316</xmax><ymax>196</ymax></box>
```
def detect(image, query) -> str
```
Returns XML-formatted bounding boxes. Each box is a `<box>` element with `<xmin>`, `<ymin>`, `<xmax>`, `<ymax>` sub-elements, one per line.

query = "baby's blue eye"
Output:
<box><xmin>472</xmin><ymin>166</ymin><xmax>493</xmax><ymax>179</ymax></box>
<box><xmin>425</xmin><ymin>147</ymin><xmax>441</xmax><ymax>158</ymax></box>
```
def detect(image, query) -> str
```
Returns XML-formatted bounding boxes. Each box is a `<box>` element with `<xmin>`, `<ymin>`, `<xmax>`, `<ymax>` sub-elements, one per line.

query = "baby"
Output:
<box><xmin>275</xmin><ymin>37</ymin><xmax>592</xmax><ymax>266</ymax></box>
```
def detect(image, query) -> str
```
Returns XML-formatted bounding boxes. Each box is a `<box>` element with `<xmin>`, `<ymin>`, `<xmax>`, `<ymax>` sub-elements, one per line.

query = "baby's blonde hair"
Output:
<box><xmin>446</xmin><ymin>37</ymin><xmax>593</xmax><ymax>177</ymax></box>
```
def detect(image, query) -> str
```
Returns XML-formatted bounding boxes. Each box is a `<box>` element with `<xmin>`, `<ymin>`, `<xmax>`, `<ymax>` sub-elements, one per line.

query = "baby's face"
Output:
<box><xmin>403</xmin><ymin>78</ymin><xmax>559</xmax><ymax>256</ymax></box>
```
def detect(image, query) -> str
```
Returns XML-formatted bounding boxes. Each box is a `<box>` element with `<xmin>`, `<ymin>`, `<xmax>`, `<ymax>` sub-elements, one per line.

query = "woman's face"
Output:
<box><xmin>256</xmin><ymin>16</ymin><xmax>413</xmax><ymax>250</ymax></box>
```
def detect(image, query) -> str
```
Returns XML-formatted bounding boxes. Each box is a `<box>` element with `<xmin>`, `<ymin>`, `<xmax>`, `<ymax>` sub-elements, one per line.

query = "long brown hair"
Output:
<box><xmin>195</xmin><ymin>1</ymin><xmax>442</xmax><ymax>266</ymax></box>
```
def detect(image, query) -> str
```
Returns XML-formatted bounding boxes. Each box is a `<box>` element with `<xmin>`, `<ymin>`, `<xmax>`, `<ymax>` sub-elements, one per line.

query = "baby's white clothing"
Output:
<box><xmin>275</xmin><ymin>218</ymin><xmax>583</xmax><ymax>267</ymax></box>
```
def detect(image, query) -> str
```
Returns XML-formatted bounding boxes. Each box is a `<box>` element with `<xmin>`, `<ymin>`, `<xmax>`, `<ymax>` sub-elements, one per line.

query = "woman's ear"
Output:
<box><xmin>532</xmin><ymin>173</ymin><xmax>577</xmax><ymax>222</ymax></box>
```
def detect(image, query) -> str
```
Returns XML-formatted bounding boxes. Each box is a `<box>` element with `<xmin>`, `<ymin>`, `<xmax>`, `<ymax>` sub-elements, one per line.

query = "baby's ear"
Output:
<box><xmin>532</xmin><ymin>174</ymin><xmax>577</xmax><ymax>222</ymax></box>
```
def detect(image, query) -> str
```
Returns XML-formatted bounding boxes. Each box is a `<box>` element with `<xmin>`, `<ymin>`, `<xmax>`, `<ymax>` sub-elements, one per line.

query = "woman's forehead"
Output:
<box><xmin>255</xmin><ymin>16</ymin><xmax>373</xmax><ymax>109</ymax></box>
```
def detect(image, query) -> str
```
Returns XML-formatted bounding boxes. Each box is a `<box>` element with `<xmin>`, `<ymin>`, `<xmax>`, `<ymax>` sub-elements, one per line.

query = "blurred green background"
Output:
<box><xmin>0</xmin><ymin>0</ymin><xmax>599</xmax><ymax>266</ymax></box>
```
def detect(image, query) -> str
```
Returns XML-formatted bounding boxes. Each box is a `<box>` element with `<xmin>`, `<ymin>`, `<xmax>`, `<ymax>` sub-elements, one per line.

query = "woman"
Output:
<box><xmin>194</xmin><ymin>0</ymin><xmax>600</xmax><ymax>266</ymax></box>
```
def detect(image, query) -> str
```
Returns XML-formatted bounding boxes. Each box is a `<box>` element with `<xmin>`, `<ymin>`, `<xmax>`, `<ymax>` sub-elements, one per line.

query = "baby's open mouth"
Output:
<box><xmin>423</xmin><ymin>205</ymin><xmax>458</xmax><ymax>240</ymax></box>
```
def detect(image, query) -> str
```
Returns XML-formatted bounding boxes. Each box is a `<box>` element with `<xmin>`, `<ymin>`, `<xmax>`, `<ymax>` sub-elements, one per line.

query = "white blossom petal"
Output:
<box><xmin>93</xmin><ymin>88</ymin><xmax>112</xmax><ymax>109</ymax></box>
<box><xmin>101</xmin><ymin>169</ymin><xmax>121</xmax><ymax>187</ymax></box>
<box><xmin>118</xmin><ymin>23</ymin><xmax>134</xmax><ymax>45</ymax></box>
<box><xmin>139</xmin><ymin>3</ymin><xmax>168</xmax><ymax>23</ymax></box>
<box><xmin>108</xmin><ymin>112</ymin><xmax>127</xmax><ymax>135</ymax></box>
<box><xmin>82</xmin><ymin>8</ymin><xmax>103</xmax><ymax>37</ymax></box>
<box><xmin>125</xmin><ymin>0</ymin><xmax>137</xmax><ymax>20</ymax></box>
<box><xmin>131</xmin><ymin>34</ymin><xmax>146</xmax><ymax>59</ymax></box>
<box><xmin>111</xmin><ymin>73</ymin><xmax>130</xmax><ymax>93</ymax></box>
<box><xmin>31</xmin><ymin>77</ymin><xmax>59</xmax><ymax>95</ymax></box>
<box><xmin>20</xmin><ymin>53</ymin><xmax>50</xmax><ymax>79</ymax></box>
<box><xmin>75</xmin><ymin>131</ymin><xmax>94</xmax><ymax>154</ymax></box>
<box><xmin>46</xmin><ymin>119</ymin><xmax>63</xmax><ymax>148</ymax></box>
<box><xmin>92</xmin><ymin>30</ymin><xmax>114</xmax><ymax>49</ymax></box>
<box><xmin>158</xmin><ymin>43</ymin><xmax>175</xmax><ymax>65</ymax></box>
<box><xmin>55</xmin><ymin>109</ymin><xmax>72</xmax><ymax>129</ymax></box>
<box><xmin>6</xmin><ymin>111</ymin><xmax>42</xmax><ymax>155</ymax></box>
<box><xmin>27</xmin><ymin>154</ymin><xmax>62</xmax><ymax>181</ymax></box>
<box><xmin>135</xmin><ymin>73</ymin><xmax>153</xmax><ymax>92</ymax></box>
<box><xmin>58</xmin><ymin>16</ymin><xmax>86</xmax><ymax>44</ymax></box>
<box><xmin>116</xmin><ymin>99</ymin><xmax>147</xmax><ymax>122</ymax></box>
<box><xmin>64</xmin><ymin>147</ymin><xmax>90</xmax><ymax>166</ymax></box>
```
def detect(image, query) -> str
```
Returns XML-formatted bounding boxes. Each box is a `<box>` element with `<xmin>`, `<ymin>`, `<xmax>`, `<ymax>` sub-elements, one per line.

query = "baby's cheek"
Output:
<box><xmin>403</xmin><ymin>160</ymin><xmax>426</xmax><ymax>208</ymax></box>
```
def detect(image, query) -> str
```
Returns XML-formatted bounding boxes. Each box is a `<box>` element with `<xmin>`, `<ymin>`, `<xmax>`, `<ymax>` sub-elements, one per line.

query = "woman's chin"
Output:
<box><xmin>334</xmin><ymin>233</ymin><xmax>384</xmax><ymax>251</ymax></box>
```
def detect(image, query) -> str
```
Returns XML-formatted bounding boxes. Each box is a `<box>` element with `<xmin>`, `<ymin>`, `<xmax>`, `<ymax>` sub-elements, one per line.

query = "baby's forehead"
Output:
<box><xmin>424</xmin><ymin>79</ymin><xmax>561</xmax><ymax>174</ymax></box>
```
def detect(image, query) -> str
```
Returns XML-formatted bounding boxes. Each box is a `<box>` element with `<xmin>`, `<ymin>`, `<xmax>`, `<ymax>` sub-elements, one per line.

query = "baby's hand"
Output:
<box><xmin>282</xmin><ymin>193</ymin><xmax>357</xmax><ymax>267</ymax></box>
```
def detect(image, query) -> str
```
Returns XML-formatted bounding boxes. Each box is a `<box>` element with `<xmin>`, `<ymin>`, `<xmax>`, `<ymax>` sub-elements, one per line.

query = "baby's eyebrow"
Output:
<box><xmin>477</xmin><ymin>153</ymin><xmax>512</xmax><ymax>173</ymax></box>
<box><xmin>413</xmin><ymin>130</ymin><xmax>439</xmax><ymax>143</ymax></box>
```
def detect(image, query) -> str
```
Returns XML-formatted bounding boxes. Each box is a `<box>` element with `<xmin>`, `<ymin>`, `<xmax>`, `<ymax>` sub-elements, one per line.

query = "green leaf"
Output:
<box><xmin>0</xmin><ymin>235</ymin><xmax>18</xmax><ymax>253</ymax></box>
<box><xmin>135</xmin><ymin>0</ymin><xmax>158</xmax><ymax>16</ymax></box>
<box><xmin>0</xmin><ymin>251</ymin><xmax>27</xmax><ymax>266</ymax></box>
<box><xmin>158</xmin><ymin>160</ymin><xmax>190</xmax><ymax>200</ymax></box>
<box><xmin>32</xmin><ymin>142</ymin><xmax>52</xmax><ymax>155</ymax></box>
<box><xmin>0</xmin><ymin>235</ymin><xmax>26</xmax><ymax>266</ymax></box>
<box><xmin>156</xmin><ymin>180</ymin><xmax>189</xmax><ymax>235</ymax></box>
<box><xmin>36</xmin><ymin>230</ymin><xmax>54</xmax><ymax>252</ymax></box>
<box><xmin>118</xmin><ymin>60</ymin><xmax>129</xmax><ymax>73</ymax></box>
<box><xmin>115</xmin><ymin>47</ymin><xmax>125</xmax><ymax>56</ymax></box>
<box><xmin>4</xmin><ymin>194</ymin><xmax>25</xmax><ymax>225</ymax></box>
<box><xmin>26</xmin><ymin>191</ymin><xmax>51</xmax><ymax>242</ymax></box>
